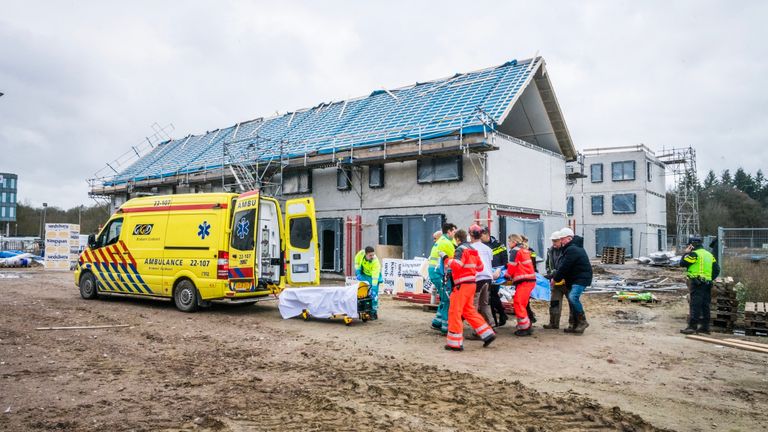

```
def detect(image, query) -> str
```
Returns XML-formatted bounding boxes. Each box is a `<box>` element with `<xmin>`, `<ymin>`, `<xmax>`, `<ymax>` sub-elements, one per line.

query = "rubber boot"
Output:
<box><xmin>563</xmin><ymin>314</ymin><xmax>577</xmax><ymax>333</ymax></box>
<box><xmin>573</xmin><ymin>313</ymin><xmax>589</xmax><ymax>334</ymax></box>
<box><xmin>543</xmin><ymin>312</ymin><xmax>560</xmax><ymax>329</ymax></box>
<box><xmin>514</xmin><ymin>328</ymin><xmax>533</xmax><ymax>337</ymax></box>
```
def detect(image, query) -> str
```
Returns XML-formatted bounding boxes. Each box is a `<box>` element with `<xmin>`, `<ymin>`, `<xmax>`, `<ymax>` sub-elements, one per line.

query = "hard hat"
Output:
<box><xmin>550</xmin><ymin>230</ymin><xmax>563</xmax><ymax>240</ymax></box>
<box><xmin>560</xmin><ymin>227</ymin><xmax>575</xmax><ymax>238</ymax></box>
<box><xmin>687</xmin><ymin>236</ymin><xmax>703</xmax><ymax>245</ymax></box>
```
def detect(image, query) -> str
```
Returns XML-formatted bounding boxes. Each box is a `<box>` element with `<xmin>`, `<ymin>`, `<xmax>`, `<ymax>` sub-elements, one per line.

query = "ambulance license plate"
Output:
<box><xmin>233</xmin><ymin>281</ymin><xmax>251</xmax><ymax>291</ymax></box>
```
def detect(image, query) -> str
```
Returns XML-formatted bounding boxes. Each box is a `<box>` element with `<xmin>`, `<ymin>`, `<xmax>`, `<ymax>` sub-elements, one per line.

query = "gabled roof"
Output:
<box><xmin>109</xmin><ymin>57</ymin><xmax>574</xmax><ymax>184</ymax></box>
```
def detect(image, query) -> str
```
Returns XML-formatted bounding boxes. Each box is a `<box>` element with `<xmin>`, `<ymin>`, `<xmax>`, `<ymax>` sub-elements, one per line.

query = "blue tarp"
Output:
<box><xmin>493</xmin><ymin>267</ymin><xmax>551</xmax><ymax>301</ymax></box>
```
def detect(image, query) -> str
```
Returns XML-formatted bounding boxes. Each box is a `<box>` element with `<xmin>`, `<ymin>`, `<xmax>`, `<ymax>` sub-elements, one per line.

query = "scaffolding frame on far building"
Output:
<box><xmin>657</xmin><ymin>147</ymin><xmax>700</xmax><ymax>249</ymax></box>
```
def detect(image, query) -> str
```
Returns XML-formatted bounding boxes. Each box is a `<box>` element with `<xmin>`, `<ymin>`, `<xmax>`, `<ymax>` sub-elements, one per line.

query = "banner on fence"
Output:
<box><xmin>381</xmin><ymin>257</ymin><xmax>433</xmax><ymax>294</ymax></box>
<box><xmin>44</xmin><ymin>223</ymin><xmax>80</xmax><ymax>271</ymax></box>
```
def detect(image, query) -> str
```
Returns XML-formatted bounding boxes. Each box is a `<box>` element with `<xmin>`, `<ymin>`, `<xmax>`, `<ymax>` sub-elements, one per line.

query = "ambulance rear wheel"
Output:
<box><xmin>79</xmin><ymin>273</ymin><xmax>98</xmax><ymax>300</ymax></box>
<box><xmin>174</xmin><ymin>280</ymin><xmax>199</xmax><ymax>312</ymax></box>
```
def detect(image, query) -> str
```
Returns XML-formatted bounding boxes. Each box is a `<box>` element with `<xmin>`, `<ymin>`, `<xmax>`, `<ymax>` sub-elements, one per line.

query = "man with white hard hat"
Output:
<box><xmin>549</xmin><ymin>227</ymin><xmax>593</xmax><ymax>334</ymax></box>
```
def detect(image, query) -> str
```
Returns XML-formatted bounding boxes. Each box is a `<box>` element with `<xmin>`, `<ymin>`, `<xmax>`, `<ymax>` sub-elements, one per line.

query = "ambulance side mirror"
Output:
<box><xmin>88</xmin><ymin>234</ymin><xmax>97</xmax><ymax>249</ymax></box>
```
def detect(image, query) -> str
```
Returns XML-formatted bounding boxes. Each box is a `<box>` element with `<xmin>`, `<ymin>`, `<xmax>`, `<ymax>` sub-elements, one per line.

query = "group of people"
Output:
<box><xmin>353</xmin><ymin>221</ymin><xmax>594</xmax><ymax>352</ymax></box>
<box><xmin>427</xmin><ymin>222</ymin><xmax>594</xmax><ymax>352</ymax></box>
<box><xmin>352</xmin><ymin>224</ymin><xmax>719</xmax><ymax>348</ymax></box>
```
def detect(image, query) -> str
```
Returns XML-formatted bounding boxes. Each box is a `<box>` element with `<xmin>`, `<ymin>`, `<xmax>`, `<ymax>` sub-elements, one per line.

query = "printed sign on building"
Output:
<box><xmin>44</xmin><ymin>223</ymin><xmax>80</xmax><ymax>271</ymax></box>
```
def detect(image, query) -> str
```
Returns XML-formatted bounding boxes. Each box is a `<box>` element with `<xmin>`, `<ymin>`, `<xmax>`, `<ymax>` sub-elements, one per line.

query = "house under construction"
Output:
<box><xmin>90</xmin><ymin>57</ymin><xmax>577</xmax><ymax>274</ymax></box>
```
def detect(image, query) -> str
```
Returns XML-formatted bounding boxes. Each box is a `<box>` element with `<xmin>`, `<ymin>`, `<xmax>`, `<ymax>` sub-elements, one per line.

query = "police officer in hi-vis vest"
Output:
<box><xmin>679</xmin><ymin>236</ymin><xmax>720</xmax><ymax>335</ymax></box>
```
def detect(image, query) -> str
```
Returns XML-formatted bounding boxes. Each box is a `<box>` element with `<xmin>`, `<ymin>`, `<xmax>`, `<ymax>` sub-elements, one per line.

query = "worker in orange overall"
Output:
<box><xmin>506</xmin><ymin>233</ymin><xmax>537</xmax><ymax>336</ymax></box>
<box><xmin>443</xmin><ymin>229</ymin><xmax>496</xmax><ymax>351</ymax></box>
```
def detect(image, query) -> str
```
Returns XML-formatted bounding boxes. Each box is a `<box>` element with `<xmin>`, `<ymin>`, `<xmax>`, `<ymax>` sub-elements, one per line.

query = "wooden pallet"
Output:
<box><xmin>714</xmin><ymin>298</ymin><xmax>738</xmax><ymax>307</ymax></box>
<box><xmin>744</xmin><ymin>302</ymin><xmax>767</xmax><ymax>320</ymax></box>
<box><xmin>711</xmin><ymin>311</ymin><xmax>737</xmax><ymax>320</ymax></box>
<box><xmin>745</xmin><ymin>328</ymin><xmax>768</xmax><ymax>337</ymax></box>
<box><xmin>712</xmin><ymin>303</ymin><xmax>737</xmax><ymax>312</ymax></box>
<box><xmin>710</xmin><ymin>318</ymin><xmax>735</xmax><ymax>330</ymax></box>
<box><xmin>600</xmin><ymin>247</ymin><xmax>626</xmax><ymax>265</ymax></box>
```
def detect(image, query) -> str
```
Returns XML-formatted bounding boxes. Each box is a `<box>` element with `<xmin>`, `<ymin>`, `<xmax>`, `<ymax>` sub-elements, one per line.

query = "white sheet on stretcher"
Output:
<box><xmin>278</xmin><ymin>286</ymin><xmax>359</xmax><ymax>319</ymax></box>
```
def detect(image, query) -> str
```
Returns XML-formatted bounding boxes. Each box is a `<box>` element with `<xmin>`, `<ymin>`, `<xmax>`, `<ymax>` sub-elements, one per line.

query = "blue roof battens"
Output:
<box><xmin>109</xmin><ymin>58</ymin><xmax>541</xmax><ymax>184</ymax></box>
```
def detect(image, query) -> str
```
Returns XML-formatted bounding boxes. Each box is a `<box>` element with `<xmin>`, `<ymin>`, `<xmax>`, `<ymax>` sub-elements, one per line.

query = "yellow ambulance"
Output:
<box><xmin>74</xmin><ymin>190</ymin><xmax>319</xmax><ymax>312</ymax></box>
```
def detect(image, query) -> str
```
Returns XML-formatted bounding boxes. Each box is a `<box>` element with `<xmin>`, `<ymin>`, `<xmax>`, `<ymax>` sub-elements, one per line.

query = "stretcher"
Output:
<box><xmin>278</xmin><ymin>282</ymin><xmax>373</xmax><ymax>325</ymax></box>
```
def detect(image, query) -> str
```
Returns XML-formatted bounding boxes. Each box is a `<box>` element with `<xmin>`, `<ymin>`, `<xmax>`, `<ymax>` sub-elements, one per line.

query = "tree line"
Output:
<box><xmin>9</xmin><ymin>201</ymin><xmax>111</xmax><ymax>237</ymax></box>
<box><xmin>667</xmin><ymin>168</ymin><xmax>768</xmax><ymax>236</ymax></box>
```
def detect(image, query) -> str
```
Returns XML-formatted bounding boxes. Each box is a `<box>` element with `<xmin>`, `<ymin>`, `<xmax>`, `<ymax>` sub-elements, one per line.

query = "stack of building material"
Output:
<box><xmin>744</xmin><ymin>302</ymin><xmax>767</xmax><ymax>336</ymax></box>
<box><xmin>600</xmin><ymin>247</ymin><xmax>626</xmax><ymax>264</ymax></box>
<box><xmin>710</xmin><ymin>278</ymin><xmax>738</xmax><ymax>332</ymax></box>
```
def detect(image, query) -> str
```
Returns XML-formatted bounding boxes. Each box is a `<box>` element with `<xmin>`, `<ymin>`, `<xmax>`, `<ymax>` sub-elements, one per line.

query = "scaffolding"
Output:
<box><xmin>657</xmin><ymin>147</ymin><xmax>700</xmax><ymax>249</ymax></box>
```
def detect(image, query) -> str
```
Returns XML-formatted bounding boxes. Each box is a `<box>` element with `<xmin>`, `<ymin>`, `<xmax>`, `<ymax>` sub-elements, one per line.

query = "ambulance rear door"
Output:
<box><xmin>283</xmin><ymin>197</ymin><xmax>319</xmax><ymax>285</ymax></box>
<box><xmin>228</xmin><ymin>191</ymin><xmax>259</xmax><ymax>293</ymax></box>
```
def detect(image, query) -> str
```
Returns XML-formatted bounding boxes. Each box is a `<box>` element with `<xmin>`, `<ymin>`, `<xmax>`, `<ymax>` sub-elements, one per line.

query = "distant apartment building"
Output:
<box><xmin>566</xmin><ymin>145</ymin><xmax>666</xmax><ymax>258</ymax></box>
<box><xmin>0</xmin><ymin>173</ymin><xmax>18</xmax><ymax>234</ymax></box>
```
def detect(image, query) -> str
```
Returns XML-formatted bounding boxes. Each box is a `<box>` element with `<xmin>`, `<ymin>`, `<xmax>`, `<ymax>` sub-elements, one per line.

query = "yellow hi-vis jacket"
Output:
<box><xmin>355</xmin><ymin>250</ymin><xmax>381</xmax><ymax>283</ymax></box>
<box><xmin>682</xmin><ymin>248</ymin><xmax>716</xmax><ymax>281</ymax></box>
<box><xmin>428</xmin><ymin>235</ymin><xmax>456</xmax><ymax>269</ymax></box>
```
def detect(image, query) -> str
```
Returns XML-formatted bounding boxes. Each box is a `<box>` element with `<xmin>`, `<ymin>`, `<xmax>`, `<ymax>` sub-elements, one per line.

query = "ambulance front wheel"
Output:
<box><xmin>174</xmin><ymin>279</ymin><xmax>199</xmax><ymax>313</ymax></box>
<box><xmin>79</xmin><ymin>273</ymin><xmax>98</xmax><ymax>300</ymax></box>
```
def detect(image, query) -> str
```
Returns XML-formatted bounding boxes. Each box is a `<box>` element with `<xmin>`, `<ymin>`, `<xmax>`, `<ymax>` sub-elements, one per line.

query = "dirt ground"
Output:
<box><xmin>1</xmin><ymin>268</ymin><xmax>766</xmax><ymax>432</ymax></box>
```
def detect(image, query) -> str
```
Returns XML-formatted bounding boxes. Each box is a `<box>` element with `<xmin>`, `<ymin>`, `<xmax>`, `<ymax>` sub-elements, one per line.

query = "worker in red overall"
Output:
<box><xmin>442</xmin><ymin>229</ymin><xmax>496</xmax><ymax>351</ymax></box>
<box><xmin>506</xmin><ymin>233</ymin><xmax>537</xmax><ymax>336</ymax></box>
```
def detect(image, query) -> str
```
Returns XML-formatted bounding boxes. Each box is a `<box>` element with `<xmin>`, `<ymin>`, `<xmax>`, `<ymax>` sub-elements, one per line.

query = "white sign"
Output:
<box><xmin>44</xmin><ymin>223</ymin><xmax>80</xmax><ymax>271</ymax></box>
<box><xmin>381</xmin><ymin>257</ymin><xmax>433</xmax><ymax>294</ymax></box>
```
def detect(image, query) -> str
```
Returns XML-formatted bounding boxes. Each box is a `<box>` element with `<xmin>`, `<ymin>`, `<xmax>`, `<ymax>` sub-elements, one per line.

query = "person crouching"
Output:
<box><xmin>442</xmin><ymin>229</ymin><xmax>496</xmax><ymax>351</ymax></box>
<box><xmin>506</xmin><ymin>234</ymin><xmax>537</xmax><ymax>336</ymax></box>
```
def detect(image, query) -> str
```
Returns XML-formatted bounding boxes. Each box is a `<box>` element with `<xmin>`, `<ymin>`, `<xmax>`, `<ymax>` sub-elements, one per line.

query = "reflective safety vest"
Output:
<box><xmin>684</xmin><ymin>248</ymin><xmax>715</xmax><ymax>281</ymax></box>
<box><xmin>446</xmin><ymin>243</ymin><xmax>484</xmax><ymax>285</ymax></box>
<box><xmin>355</xmin><ymin>250</ymin><xmax>381</xmax><ymax>282</ymax></box>
<box><xmin>428</xmin><ymin>235</ymin><xmax>456</xmax><ymax>268</ymax></box>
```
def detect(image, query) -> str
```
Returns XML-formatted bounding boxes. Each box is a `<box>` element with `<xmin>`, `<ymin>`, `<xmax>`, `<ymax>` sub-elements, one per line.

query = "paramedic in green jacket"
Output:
<box><xmin>429</xmin><ymin>222</ymin><xmax>457</xmax><ymax>334</ymax></box>
<box><xmin>679</xmin><ymin>236</ymin><xmax>720</xmax><ymax>335</ymax></box>
<box><xmin>355</xmin><ymin>246</ymin><xmax>383</xmax><ymax>320</ymax></box>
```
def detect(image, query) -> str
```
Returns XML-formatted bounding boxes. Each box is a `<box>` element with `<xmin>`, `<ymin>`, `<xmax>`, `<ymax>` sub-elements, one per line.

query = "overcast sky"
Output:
<box><xmin>1</xmin><ymin>1</ymin><xmax>766</xmax><ymax>208</ymax></box>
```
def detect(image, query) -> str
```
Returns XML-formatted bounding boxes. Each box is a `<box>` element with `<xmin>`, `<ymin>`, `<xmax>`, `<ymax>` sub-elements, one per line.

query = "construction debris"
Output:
<box><xmin>613</xmin><ymin>291</ymin><xmax>658</xmax><ymax>303</ymax></box>
<box><xmin>635</xmin><ymin>251</ymin><xmax>682</xmax><ymax>267</ymax></box>
<box><xmin>588</xmin><ymin>276</ymin><xmax>685</xmax><ymax>293</ymax></box>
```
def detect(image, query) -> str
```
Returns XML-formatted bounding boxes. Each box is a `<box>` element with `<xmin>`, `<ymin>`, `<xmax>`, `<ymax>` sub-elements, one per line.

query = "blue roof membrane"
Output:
<box><xmin>108</xmin><ymin>59</ymin><xmax>537</xmax><ymax>185</ymax></box>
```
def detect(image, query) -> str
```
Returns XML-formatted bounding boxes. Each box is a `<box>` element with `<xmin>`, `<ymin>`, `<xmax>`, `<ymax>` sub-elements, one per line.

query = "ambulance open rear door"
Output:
<box><xmin>283</xmin><ymin>198</ymin><xmax>319</xmax><ymax>286</ymax></box>
<box><xmin>228</xmin><ymin>191</ymin><xmax>260</xmax><ymax>294</ymax></box>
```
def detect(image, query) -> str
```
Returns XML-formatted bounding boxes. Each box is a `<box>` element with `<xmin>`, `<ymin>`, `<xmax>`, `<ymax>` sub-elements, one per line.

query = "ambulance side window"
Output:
<box><xmin>98</xmin><ymin>218</ymin><xmax>123</xmax><ymax>248</ymax></box>
<box><xmin>231</xmin><ymin>209</ymin><xmax>256</xmax><ymax>251</ymax></box>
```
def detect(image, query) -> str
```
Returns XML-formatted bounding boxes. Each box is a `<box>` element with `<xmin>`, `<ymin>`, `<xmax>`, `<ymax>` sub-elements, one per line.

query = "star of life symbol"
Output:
<box><xmin>236</xmin><ymin>217</ymin><xmax>250</xmax><ymax>240</ymax></box>
<box><xmin>197</xmin><ymin>221</ymin><xmax>211</xmax><ymax>239</ymax></box>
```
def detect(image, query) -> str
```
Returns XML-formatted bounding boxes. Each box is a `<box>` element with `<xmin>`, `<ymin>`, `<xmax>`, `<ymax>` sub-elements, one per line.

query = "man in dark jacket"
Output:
<box><xmin>550</xmin><ymin>228</ymin><xmax>593</xmax><ymax>334</ymax></box>
<box><xmin>481</xmin><ymin>229</ymin><xmax>508</xmax><ymax>327</ymax></box>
